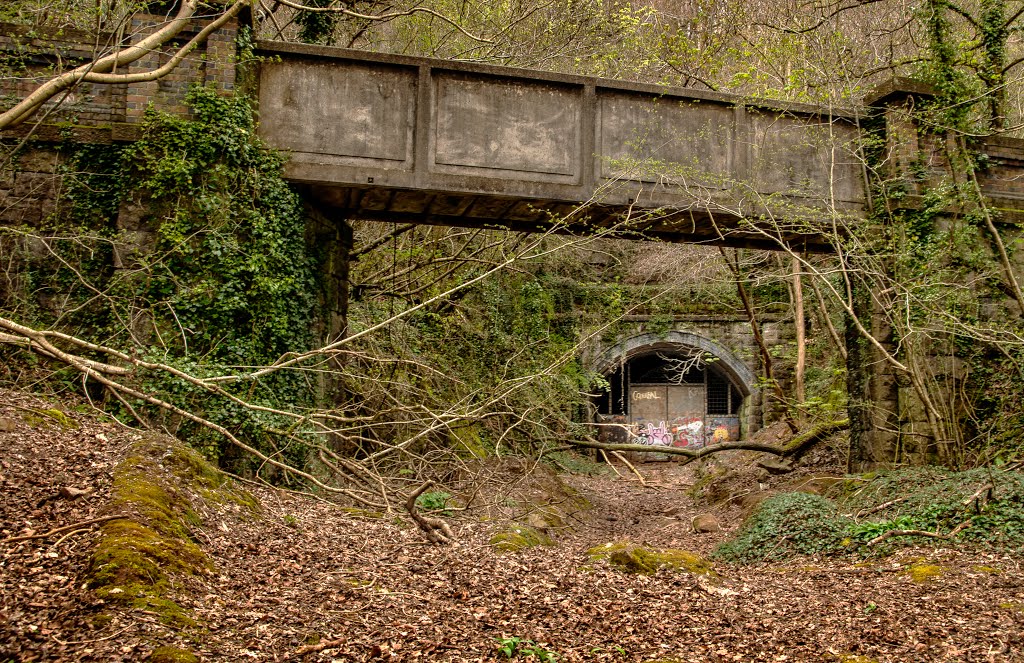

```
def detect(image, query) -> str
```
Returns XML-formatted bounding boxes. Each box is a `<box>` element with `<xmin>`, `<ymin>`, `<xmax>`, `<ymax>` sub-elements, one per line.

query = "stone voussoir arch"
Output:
<box><xmin>594</xmin><ymin>331</ymin><xmax>758</xmax><ymax>397</ymax></box>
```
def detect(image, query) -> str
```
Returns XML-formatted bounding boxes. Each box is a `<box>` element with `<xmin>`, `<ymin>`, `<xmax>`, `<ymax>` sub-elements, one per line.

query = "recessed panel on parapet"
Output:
<box><xmin>259</xmin><ymin>60</ymin><xmax>416</xmax><ymax>168</ymax></box>
<box><xmin>432</xmin><ymin>73</ymin><xmax>581</xmax><ymax>181</ymax></box>
<box><xmin>748</xmin><ymin>110</ymin><xmax>861</xmax><ymax>205</ymax></box>
<box><xmin>597</xmin><ymin>91</ymin><xmax>734</xmax><ymax>190</ymax></box>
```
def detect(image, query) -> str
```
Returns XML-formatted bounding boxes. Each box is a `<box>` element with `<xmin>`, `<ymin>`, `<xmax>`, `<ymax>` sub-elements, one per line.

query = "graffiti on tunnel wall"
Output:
<box><xmin>628</xmin><ymin>416</ymin><xmax>741</xmax><ymax>448</ymax></box>
<box><xmin>669</xmin><ymin>417</ymin><xmax>704</xmax><ymax>448</ymax></box>
<box><xmin>597</xmin><ymin>415</ymin><xmax>741</xmax><ymax>449</ymax></box>
<box><xmin>706</xmin><ymin>416</ymin><xmax>740</xmax><ymax>446</ymax></box>
<box><xmin>635</xmin><ymin>422</ymin><xmax>673</xmax><ymax>446</ymax></box>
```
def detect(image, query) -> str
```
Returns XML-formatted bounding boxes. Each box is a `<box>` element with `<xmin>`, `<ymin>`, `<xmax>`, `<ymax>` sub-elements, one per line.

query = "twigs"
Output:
<box><xmin>288</xmin><ymin>638</ymin><xmax>346</xmax><ymax>658</ymax></box>
<box><xmin>51</xmin><ymin>626</ymin><xmax>132</xmax><ymax>647</ymax></box>
<box><xmin>2</xmin><ymin>514</ymin><xmax>129</xmax><ymax>544</ymax></box>
<box><xmin>854</xmin><ymin>497</ymin><xmax>908</xmax><ymax>519</ymax></box>
<box><xmin>271</xmin><ymin>0</ymin><xmax>493</xmax><ymax>43</ymax></box>
<box><xmin>962</xmin><ymin>482</ymin><xmax>994</xmax><ymax>512</ymax></box>
<box><xmin>599</xmin><ymin>450</ymin><xmax>624</xmax><ymax>478</ymax></box>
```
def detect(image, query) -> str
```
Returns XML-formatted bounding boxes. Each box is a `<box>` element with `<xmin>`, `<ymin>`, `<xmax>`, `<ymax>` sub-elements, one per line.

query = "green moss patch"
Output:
<box><xmin>489</xmin><ymin>524</ymin><xmax>554</xmax><ymax>551</ymax></box>
<box><xmin>20</xmin><ymin>407</ymin><xmax>78</xmax><ymax>429</ymax></box>
<box><xmin>905</xmin><ymin>563</ymin><xmax>945</xmax><ymax>583</ymax></box>
<box><xmin>590</xmin><ymin>541</ymin><xmax>715</xmax><ymax>576</ymax></box>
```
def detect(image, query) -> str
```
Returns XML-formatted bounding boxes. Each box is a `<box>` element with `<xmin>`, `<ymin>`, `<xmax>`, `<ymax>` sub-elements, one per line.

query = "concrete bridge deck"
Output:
<box><xmin>255</xmin><ymin>42</ymin><xmax>866</xmax><ymax>251</ymax></box>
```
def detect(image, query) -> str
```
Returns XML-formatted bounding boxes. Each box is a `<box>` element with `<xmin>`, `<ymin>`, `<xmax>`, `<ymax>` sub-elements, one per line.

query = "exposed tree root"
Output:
<box><xmin>405</xmin><ymin>481</ymin><xmax>454</xmax><ymax>545</ymax></box>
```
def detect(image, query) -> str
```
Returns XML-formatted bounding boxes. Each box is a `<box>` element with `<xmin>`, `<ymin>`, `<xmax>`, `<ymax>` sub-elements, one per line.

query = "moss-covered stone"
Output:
<box><xmin>449</xmin><ymin>424</ymin><xmax>488</xmax><ymax>458</ymax></box>
<box><xmin>590</xmin><ymin>541</ymin><xmax>716</xmax><ymax>576</ymax></box>
<box><xmin>489</xmin><ymin>524</ymin><xmax>554</xmax><ymax>551</ymax></box>
<box><xmin>148</xmin><ymin>646</ymin><xmax>200</xmax><ymax>663</ymax></box>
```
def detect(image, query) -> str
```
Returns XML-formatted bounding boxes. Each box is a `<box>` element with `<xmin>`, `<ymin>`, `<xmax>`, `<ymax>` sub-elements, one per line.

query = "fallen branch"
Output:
<box><xmin>571</xmin><ymin>438</ymin><xmax>788</xmax><ymax>463</ymax></box>
<box><xmin>610</xmin><ymin>451</ymin><xmax>646</xmax><ymax>486</ymax></box>
<box><xmin>572</xmin><ymin>419</ymin><xmax>850</xmax><ymax>465</ymax></box>
<box><xmin>866</xmin><ymin>519</ymin><xmax>973</xmax><ymax>547</ymax></box>
<box><xmin>854</xmin><ymin>497</ymin><xmax>908</xmax><ymax>519</ymax></box>
<box><xmin>780</xmin><ymin>418</ymin><xmax>850</xmax><ymax>459</ymax></box>
<box><xmin>0</xmin><ymin>315</ymin><xmax>385</xmax><ymax>507</ymax></box>
<box><xmin>962</xmin><ymin>482</ymin><xmax>994</xmax><ymax>513</ymax></box>
<box><xmin>405</xmin><ymin>481</ymin><xmax>454</xmax><ymax>545</ymax></box>
<box><xmin>0</xmin><ymin>331</ymin><xmax>131</xmax><ymax>375</ymax></box>
<box><xmin>52</xmin><ymin>626</ymin><xmax>132</xmax><ymax>647</ymax></box>
<box><xmin>2</xmin><ymin>514</ymin><xmax>129</xmax><ymax>544</ymax></box>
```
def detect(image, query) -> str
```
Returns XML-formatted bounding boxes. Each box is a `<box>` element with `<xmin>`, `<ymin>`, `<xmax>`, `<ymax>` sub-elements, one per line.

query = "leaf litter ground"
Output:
<box><xmin>1</xmin><ymin>389</ymin><xmax>1022</xmax><ymax>662</ymax></box>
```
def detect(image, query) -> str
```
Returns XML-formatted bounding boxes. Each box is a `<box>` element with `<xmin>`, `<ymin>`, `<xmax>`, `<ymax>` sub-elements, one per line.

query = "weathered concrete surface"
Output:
<box><xmin>255</xmin><ymin>42</ymin><xmax>866</xmax><ymax>251</ymax></box>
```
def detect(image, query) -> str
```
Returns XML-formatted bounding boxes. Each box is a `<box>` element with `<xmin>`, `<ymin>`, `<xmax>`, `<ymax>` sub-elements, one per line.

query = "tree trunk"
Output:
<box><xmin>792</xmin><ymin>256</ymin><xmax>805</xmax><ymax>403</ymax></box>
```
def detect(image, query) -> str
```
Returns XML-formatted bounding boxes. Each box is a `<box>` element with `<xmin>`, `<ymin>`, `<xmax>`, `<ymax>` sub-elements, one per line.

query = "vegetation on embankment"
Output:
<box><xmin>713</xmin><ymin>467</ymin><xmax>1024</xmax><ymax>563</ymax></box>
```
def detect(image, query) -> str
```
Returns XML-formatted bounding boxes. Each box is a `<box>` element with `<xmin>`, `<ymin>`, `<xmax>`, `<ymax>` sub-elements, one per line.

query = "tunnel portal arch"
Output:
<box><xmin>592</xmin><ymin>331</ymin><xmax>759</xmax><ymax>449</ymax></box>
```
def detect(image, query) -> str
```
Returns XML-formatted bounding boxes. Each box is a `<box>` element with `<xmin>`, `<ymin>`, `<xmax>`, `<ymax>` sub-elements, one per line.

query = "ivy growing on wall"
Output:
<box><xmin>19</xmin><ymin>86</ymin><xmax>319</xmax><ymax>466</ymax></box>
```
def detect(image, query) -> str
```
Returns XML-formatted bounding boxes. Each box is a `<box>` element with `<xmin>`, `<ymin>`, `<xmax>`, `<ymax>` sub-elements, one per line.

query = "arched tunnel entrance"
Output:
<box><xmin>592</xmin><ymin>332</ymin><xmax>757</xmax><ymax>449</ymax></box>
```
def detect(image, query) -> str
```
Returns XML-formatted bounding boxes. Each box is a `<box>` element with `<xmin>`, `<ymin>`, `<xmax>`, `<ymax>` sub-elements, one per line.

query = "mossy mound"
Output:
<box><xmin>462</xmin><ymin>457</ymin><xmax>592</xmax><ymax>536</ymax></box>
<box><xmin>712</xmin><ymin>467</ymin><xmax>1024</xmax><ymax>563</ymax></box>
<box><xmin>89</xmin><ymin>434</ymin><xmax>258</xmax><ymax>627</ymax></box>
<box><xmin>489</xmin><ymin>524</ymin><xmax>554</xmax><ymax>551</ymax></box>
<box><xmin>148</xmin><ymin>646</ymin><xmax>200</xmax><ymax>662</ymax></box>
<box><xmin>20</xmin><ymin>406</ymin><xmax>79</xmax><ymax>429</ymax></box>
<box><xmin>832</xmin><ymin>467</ymin><xmax>1024</xmax><ymax>550</ymax></box>
<box><xmin>589</xmin><ymin>541</ymin><xmax>715</xmax><ymax>576</ymax></box>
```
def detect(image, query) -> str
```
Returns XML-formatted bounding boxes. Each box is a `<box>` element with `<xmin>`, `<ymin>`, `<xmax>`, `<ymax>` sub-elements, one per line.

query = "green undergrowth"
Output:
<box><xmin>589</xmin><ymin>541</ymin><xmax>716</xmax><ymax>576</ymax></box>
<box><xmin>713</xmin><ymin>466</ymin><xmax>1024</xmax><ymax>563</ymax></box>
<box><xmin>89</xmin><ymin>434</ymin><xmax>258</xmax><ymax>629</ymax></box>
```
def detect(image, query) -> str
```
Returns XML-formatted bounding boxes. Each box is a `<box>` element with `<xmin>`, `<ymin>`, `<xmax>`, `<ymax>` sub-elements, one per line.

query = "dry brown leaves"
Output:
<box><xmin>1</xmin><ymin>389</ymin><xmax>1022</xmax><ymax>662</ymax></box>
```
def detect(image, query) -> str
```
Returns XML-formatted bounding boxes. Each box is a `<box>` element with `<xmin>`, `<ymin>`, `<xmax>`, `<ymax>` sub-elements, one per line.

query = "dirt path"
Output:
<box><xmin>1</xmin><ymin>390</ymin><xmax>1023</xmax><ymax>662</ymax></box>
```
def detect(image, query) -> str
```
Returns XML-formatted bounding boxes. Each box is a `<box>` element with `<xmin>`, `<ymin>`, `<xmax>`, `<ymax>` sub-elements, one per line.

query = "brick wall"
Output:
<box><xmin>978</xmin><ymin>136</ymin><xmax>1024</xmax><ymax>203</ymax></box>
<box><xmin>0</xmin><ymin>15</ymin><xmax>239</xmax><ymax>235</ymax></box>
<box><xmin>0</xmin><ymin>13</ymin><xmax>237</xmax><ymax>130</ymax></box>
<box><xmin>0</xmin><ymin>23</ymin><xmax>127</xmax><ymax>126</ymax></box>
<box><xmin>123</xmin><ymin>13</ymin><xmax>237</xmax><ymax>122</ymax></box>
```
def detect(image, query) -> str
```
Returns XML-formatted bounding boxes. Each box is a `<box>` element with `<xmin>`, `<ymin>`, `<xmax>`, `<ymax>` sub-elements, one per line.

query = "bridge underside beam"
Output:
<box><xmin>307</xmin><ymin>184</ymin><xmax>839</xmax><ymax>253</ymax></box>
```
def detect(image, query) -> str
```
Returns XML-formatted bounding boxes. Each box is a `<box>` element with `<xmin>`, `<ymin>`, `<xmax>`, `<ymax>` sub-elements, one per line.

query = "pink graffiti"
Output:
<box><xmin>636</xmin><ymin>421</ymin><xmax>673</xmax><ymax>446</ymax></box>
